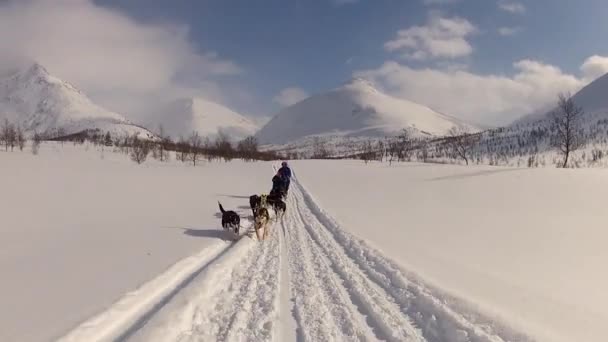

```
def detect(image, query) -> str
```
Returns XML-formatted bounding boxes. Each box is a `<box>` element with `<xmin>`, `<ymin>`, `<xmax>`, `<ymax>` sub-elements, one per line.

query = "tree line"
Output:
<box><xmin>0</xmin><ymin>120</ymin><xmax>283</xmax><ymax>164</ymax></box>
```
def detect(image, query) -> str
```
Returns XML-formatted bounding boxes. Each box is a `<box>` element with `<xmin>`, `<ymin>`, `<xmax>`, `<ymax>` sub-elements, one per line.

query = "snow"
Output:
<box><xmin>144</xmin><ymin>97</ymin><xmax>258</xmax><ymax>141</ymax></box>
<box><xmin>2</xmin><ymin>145</ymin><xmax>606</xmax><ymax>342</ymax></box>
<box><xmin>515</xmin><ymin>72</ymin><xmax>608</xmax><ymax>126</ymax></box>
<box><xmin>257</xmin><ymin>78</ymin><xmax>475</xmax><ymax>145</ymax></box>
<box><xmin>293</xmin><ymin>160</ymin><xmax>608</xmax><ymax>342</ymax></box>
<box><xmin>568</xmin><ymin>72</ymin><xmax>608</xmax><ymax>119</ymax></box>
<box><xmin>463</xmin><ymin>71</ymin><xmax>608</xmax><ymax>169</ymax></box>
<box><xmin>0</xmin><ymin>63</ymin><xmax>154</xmax><ymax>138</ymax></box>
<box><xmin>0</xmin><ymin>143</ymin><xmax>271</xmax><ymax>341</ymax></box>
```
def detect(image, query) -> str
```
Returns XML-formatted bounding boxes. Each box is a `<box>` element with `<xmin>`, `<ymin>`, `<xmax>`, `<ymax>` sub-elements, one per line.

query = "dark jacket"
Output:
<box><xmin>278</xmin><ymin>166</ymin><xmax>292</xmax><ymax>179</ymax></box>
<box><xmin>272</xmin><ymin>175</ymin><xmax>285</xmax><ymax>192</ymax></box>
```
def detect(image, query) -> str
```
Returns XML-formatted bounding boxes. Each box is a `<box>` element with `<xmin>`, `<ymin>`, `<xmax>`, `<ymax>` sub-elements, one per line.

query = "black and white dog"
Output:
<box><xmin>266</xmin><ymin>193</ymin><xmax>286</xmax><ymax>217</ymax></box>
<box><xmin>249</xmin><ymin>194</ymin><xmax>268</xmax><ymax>218</ymax></box>
<box><xmin>218</xmin><ymin>202</ymin><xmax>240</xmax><ymax>235</ymax></box>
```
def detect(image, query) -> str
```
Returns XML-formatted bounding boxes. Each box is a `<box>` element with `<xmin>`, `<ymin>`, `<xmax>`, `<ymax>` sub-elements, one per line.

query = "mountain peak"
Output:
<box><xmin>257</xmin><ymin>79</ymin><xmax>474</xmax><ymax>144</ymax></box>
<box><xmin>19</xmin><ymin>62</ymin><xmax>51</xmax><ymax>80</ymax></box>
<box><xmin>28</xmin><ymin>62</ymin><xmax>49</xmax><ymax>75</ymax></box>
<box><xmin>0</xmin><ymin>62</ymin><xmax>154</xmax><ymax>138</ymax></box>
<box><xmin>145</xmin><ymin>97</ymin><xmax>258</xmax><ymax>141</ymax></box>
<box><xmin>344</xmin><ymin>77</ymin><xmax>377</xmax><ymax>89</ymax></box>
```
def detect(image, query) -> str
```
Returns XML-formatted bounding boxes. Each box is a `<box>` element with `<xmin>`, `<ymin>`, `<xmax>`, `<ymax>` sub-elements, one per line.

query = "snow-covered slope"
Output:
<box><xmin>0</xmin><ymin>63</ymin><xmax>154</xmax><ymax>138</ymax></box>
<box><xmin>571</xmin><ymin>72</ymin><xmax>608</xmax><ymax>118</ymax></box>
<box><xmin>437</xmin><ymin>72</ymin><xmax>608</xmax><ymax>168</ymax></box>
<box><xmin>145</xmin><ymin>97</ymin><xmax>258</xmax><ymax>141</ymax></box>
<box><xmin>514</xmin><ymin>72</ymin><xmax>608</xmax><ymax>126</ymax></box>
<box><xmin>257</xmin><ymin>78</ymin><xmax>475</xmax><ymax>144</ymax></box>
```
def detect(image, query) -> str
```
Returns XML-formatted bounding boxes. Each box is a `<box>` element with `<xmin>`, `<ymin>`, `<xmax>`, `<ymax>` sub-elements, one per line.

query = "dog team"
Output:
<box><xmin>218</xmin><ymin>162</ymin><xmax>292</xmax><ymax>240</ymax></box>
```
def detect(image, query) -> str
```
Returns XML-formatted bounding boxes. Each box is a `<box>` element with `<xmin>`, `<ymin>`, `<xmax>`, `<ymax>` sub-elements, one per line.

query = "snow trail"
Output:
<box><xmin>58</xmin><ymin>241</ymin><xmax>231</xmax><ymax>342</ymax></box>
<box><xmin>125</xmin><ymin>227</ymin><xmax>280</xmax><ymax>342</ymax></box>
<box><xmin>59</xmin><ymin>169</ymin><xmax>532</xmax><ymax>342</ymax></box>
<box><xmin>290</xmin><ymin>179</ymin><xmax>531</xmax><ymax>342</ymax></box>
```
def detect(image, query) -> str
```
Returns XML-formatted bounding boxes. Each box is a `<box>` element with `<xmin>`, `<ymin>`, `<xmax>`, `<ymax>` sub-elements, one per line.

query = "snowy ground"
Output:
<box><xmin>2</xmin><ymin>145</ymin><xmax>606</xmax><ymax>342</ymax></box>
<box><xmin>0</xmin><ymin>143</ymin><xmax>271</xmax><ymax>341</ymax></box>
<box><xmin>294</xmin><ymin>160</ymin><xmax>608</xmax><ymax>342</ymax></box>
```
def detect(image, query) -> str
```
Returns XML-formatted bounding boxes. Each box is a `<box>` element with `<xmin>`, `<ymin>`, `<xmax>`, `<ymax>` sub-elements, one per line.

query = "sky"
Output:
<box><xmin>1</xmin><ymin>0</ymin><xmax>608</xmax><ymax>126</ymax></box>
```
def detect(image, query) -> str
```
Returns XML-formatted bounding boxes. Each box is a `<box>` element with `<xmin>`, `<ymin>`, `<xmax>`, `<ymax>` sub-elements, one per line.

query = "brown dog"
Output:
<box><xmin>254</xmin><ymin>207</ymin><xmax>270</xmax><ymax>240</ymax></box>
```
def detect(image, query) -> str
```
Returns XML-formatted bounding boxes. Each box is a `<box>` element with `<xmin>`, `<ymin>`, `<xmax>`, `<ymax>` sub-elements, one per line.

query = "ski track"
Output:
<box><xmin>58</xmin><ymin>167</ymin><xmax>532</xmax><ymax>342</ymax></box>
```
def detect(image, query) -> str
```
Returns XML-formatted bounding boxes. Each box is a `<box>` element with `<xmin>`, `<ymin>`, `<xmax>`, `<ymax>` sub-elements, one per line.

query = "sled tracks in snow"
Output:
<box><xmin>60</xmin><ymin>178</ymin><xmax>533</xmax><ymax>342</ymax></box>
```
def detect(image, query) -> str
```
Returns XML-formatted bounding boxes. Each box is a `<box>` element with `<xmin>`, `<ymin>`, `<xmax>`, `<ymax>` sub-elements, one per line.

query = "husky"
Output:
<box><xmin>218</xmin><ymin>202</ymin><xmax>240</xmax><ymax>235</ymax></box>
<box><xmin>254</xmin><ymin>207</ymin><xmax>271</xmax><ymax>240</ymax></box>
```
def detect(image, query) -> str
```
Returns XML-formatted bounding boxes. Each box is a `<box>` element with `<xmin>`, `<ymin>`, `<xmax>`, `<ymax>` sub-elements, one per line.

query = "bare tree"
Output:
<box><xmin>176</xmin><ymin>136</ymin><xmax>189</xmax><ymax>162</ymax></box>
<box><xmin>386</xmin><ymin>137</ymin><xmax>398</xmax><ymax>165</ymax></box>
<box><xmin>189</xmin><ymin>131</ymin><xmax>203</xmax><ymax>166</ymax></box>
<box><xmin>56</xmin><ymin>127</ymin><xmax>67</xmax><ymax>146</ymax></box>
<box><xmin>104</xmin><ymin>132</ymin><xmax>112</xmax><ymax>146</ymax></box>
<box><xmin>156</xmin><ymin>124</ymin><xmax>170</xmax><ymax>162</ymax></box>
<box><xmin>16</xmin><ymin>125</ymin><xmax>26</xmax><ymax>151</ymax></box>
<box><xmin>152</xmin><ymin>135</ymin><xmax>171</xmax><ymax>162</ymax></box>
<box><xmin>8</xmin><ymin>125</ymin><xmax>16</xmax><ymax>151</ymax></box>
<box><xmin>551</xmin><ymin>93</ymin><xmax>585</xmax><ymax>168</ymax></box>
<box><xmin>376</xmin><ymin>139</ymin><xmax>385</xmax><ymax>162</ymax></box>
<box><xmin>312</xmin><ymin>137</ymin><xmax>329</xmax><ymax>159</ymax></box>
<box><xmin>32</xmin><ymin>132</ymin><xmax>42</xmax><ymax>155</ymax></box>
<box><xmin>157</xmin><ymin>124</ymin><xmax>165</xmax><ymax>140</ymax></box>
<box><xmin>360</xmin><ymin>139</ymin><xmax>376</xmax><ymax>164</ymax></box>
<box><xmin>446</xmin><ymin>127</ymin><xmax>478</xmax><ymax>165</ymax></box>
<box><xmin>418</xmin><ymin>139</ymin><xmax>429</xmax><ymax>163</ymax></box>
<box><xmin>396</xmin><ymin>129</ymin><xmax>412</xmax><ymax>162</ymax></box>
<box><xmin>203</xmin><ymin>137</ymin><xmax>215</xmax><ymax>162</ymax></box>
<box><xmin>1</xmin><ymin>119</ymin><xmax>16</xmax><ymax>151</ymax></box>
<box><xmin>130</xmin><ymin>135</ymin><xmax>151</xmax><ymax>164</ymax></box>
<box><xmin>122</xmin><ymin>135</ymin><xmax>131</xmax><ymax>154</ymax></box>
<box><xmin>237</xmin><ymin>135</ymin><xmax>258</xmax><ymax>161</ymax></box>
<box><xmin>214</xmin><ymin>131</ymin><xmax>234</xmax><ymax>162</ymax></box>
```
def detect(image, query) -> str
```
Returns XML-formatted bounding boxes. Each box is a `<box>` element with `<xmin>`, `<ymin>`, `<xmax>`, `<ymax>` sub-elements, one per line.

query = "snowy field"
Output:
<box><xmin>1</xmin><ymin>144</ymin><xmax>607</xmax><ymax>342</ymax></box>
<box><xmin>294</xmin><ymin>160</ymin><xmax>608</xmax><ymax>342</ymax></box>
<box><xmin>0</xmin><ymin>143</ymin><xmax>273</xmax><ymax>341</ymax></box>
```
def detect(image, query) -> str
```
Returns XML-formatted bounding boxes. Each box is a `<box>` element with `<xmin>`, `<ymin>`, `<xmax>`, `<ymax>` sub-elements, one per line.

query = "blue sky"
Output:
<box><xmin>94</xmin><ymin>0</ymin><xmax>608</xmax><ymax>123</ymax></box>
<box><xmin>2</xmin><ymin>0</ymin><xmax>608</xmax><ymax>125</ymax></box>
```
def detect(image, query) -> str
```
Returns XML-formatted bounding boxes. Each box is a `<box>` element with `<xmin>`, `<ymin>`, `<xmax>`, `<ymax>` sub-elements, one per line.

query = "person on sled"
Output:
<box><xmin>271</xmin><ymin>171</ymin><xmax>287</xmax><ymax>199</ymax></box>
<box><xmin>278</xmin><ymin>161</ymin><xmax>292</xmax><ymax>192</ymax></box>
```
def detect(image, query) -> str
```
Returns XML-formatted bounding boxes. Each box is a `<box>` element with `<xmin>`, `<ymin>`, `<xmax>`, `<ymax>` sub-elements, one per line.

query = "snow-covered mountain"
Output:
<box><xmin>571</xmin><ymin>73</ymin><xmax>608</xmax><ymax>115</ymax></box>
<box><xmin>0</xmin><ymin>63</ymin><xmax>154</xmax><ymax>138</ymax></box>
<box><xmin>514</xmin><ymin>72</ymin><xmax>608</xmax><ymax>126</ymax></box>
<box><xmin>257</xmin><ymin>78</ymin><xmax>475</xmax><ymax>145</ymax></box>
<box><xmin>428</xmin><ymin>71</ymin><xmax>608</xmax><ymax>168</ymax></box>
<box><xmin>145</xmin><ymin>97</ymin><xmax>258</xmax><ymax>141</ymax></box>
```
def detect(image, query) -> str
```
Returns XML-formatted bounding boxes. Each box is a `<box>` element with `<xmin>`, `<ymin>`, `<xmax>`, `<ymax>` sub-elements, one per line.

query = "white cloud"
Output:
<box><xmin>385</xmin><ymin>14</ymin><xmax>476</xmax><ymax>60</ymax></box>
<box><xmin>498</xmin><ymin>26</ymin><xmax>523</xmax><ymax>36</ymax></box>
<box><xmin>498</xmin><ymin>0</ymin><xmax>526</xmax><ymax>14</ymax></box>
<box><xmin>355</xmin><ymin>57</ymin><xmax>600</xmax><ymax>125</ymax></box>
<box><xmin>273</xmin><ymin>87</ymin><xmax>309</xmax><ymax>107</ymax></box>
<box><xmin>0</xmin><ymin>0</ymin><xmax>243</xmax><ymax>120</ymax></box>
<box><xmin>580</xmin><ymin>55</ymin><xmax>608</xmax><ymax>81</ymax></box>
